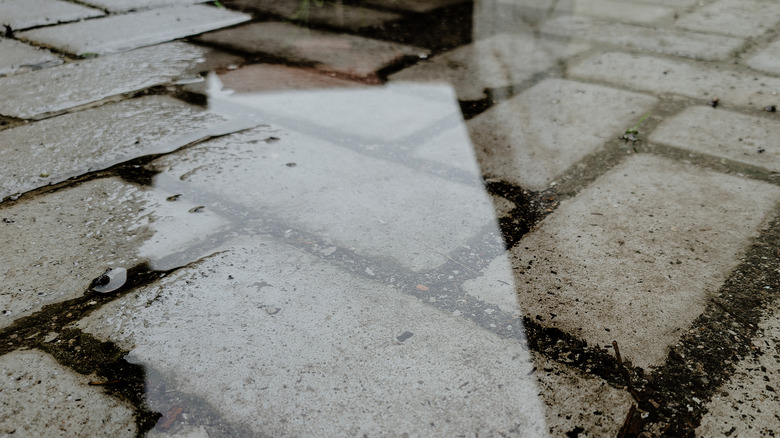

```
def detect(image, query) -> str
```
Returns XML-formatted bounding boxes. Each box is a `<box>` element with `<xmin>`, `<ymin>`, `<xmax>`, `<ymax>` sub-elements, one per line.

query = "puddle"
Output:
<box><xmin>4</xmin><ymin>0</ymin><xmax>780</xmax><ymax>436</ymax></box>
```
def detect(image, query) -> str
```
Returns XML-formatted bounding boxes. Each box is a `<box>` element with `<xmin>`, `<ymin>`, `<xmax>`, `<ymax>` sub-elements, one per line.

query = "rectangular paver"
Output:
<box><xmin>79</xmin><ymin>234</ymin><xmax>548</xmax><ymax>437</ymax></box>
<box><xmin>226</xmin><ymin>0</ymin><xmax>401</xmax><ymax>31</ymax></box>
<box><xmin>0</xmin><ymin>37</ymin><xmax>61</xmax><ymax>76</ymax></box>
<box><xmin>697</xmin><ymin>303</ymin><xmax>780</xmax><ymax>437</ymax></box>
<box><xmin>0</xmin><ymin>42</ymin><xmax>208</xmax><ymax>120</ymax></box>
<box><xmin>0</xmin><ymin>96</ymin><xmax>239</xmax><ymax>199</ymax></box>
<box><xmin>746</xmin><ymin>38</ymin><xmax>780</xmax><ymax>76</ymax></box>
<box><xmin>0</xmin><ymin>0</ymin><xmax>103</xmax><ymax>31</ymax></box>
<box><xmin>556</xmin><ymin>0</ymin><xmax>674</xmax><ymax>24</ymax></box>
<box><xmin>389</xmin><ymin>33</ymin><xmax>589</xmax><ymax>100</ymax></box>
<box><xmin>649</xmin><ymin>106</ymin><xmax>780</xmax><ymax>172</ymax></box>
<box><xmin>17</xmin><ymin>4</ymin><xmax>249</xmax><ymax>57</ymax></box>
<box><xmin>0</xmin><ymin>350</ymin><xmax>136</xmax><ymax>437</ymax></box>
<box><xmin>508</xmin><ymin>154</ymin><xmax>780</xmax><ymax>368</ymax></box>
<box><xmin>79</xmin><ymin>0</ymin><xmax>208</xmax><ymax>13</ymax></box>
<box><xmin>0</xmin><ymin>177</ymin><xmax>228</xmax><ymax>328</ymax></box>
<box><xmin>540</xmin><ymin>15</ymin><xmax>744</xmax><ymax>61</ymax></box>
<box><xmin>197</xmin><ymin>21</ymin><xmax>427</xmax><ymax>80</ymax></box>
<box><xmin>676</xmin><ymin>0</ymin><xmax>780</xmax><ymax>38</ymax></box>
<box><xmin>570</xmin><ymin>52</ymin><xmax>780</xmax><ymax>109</ymax></box>
<box><xmin>467</xmin><ymin>78</ymin><xmax>658</xmax><ymax>190</ymax></box>
<box><xmin>217</xmin><ymin>64</ymin><xmax>362</xmax><ymax>92</ymax></box>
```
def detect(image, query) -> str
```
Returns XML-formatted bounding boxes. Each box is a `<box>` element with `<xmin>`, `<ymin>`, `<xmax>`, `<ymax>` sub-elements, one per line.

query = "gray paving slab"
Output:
<box><xmin>364</xmin><ymin>0</ymin><xmax>467</xmax><ymax>13</ymax></box>
<box><xmin>149</xmin><ymin>124</ymin><xmax>494</xmax><ymax>272</ymax></box>
<box><xmin>411</xmin><ymin>113</ymin><xmax>483</xmax><ymax>175</ymax></box>
<box><xmin>745</xmin><ymin>38</ymin><xmax>780</xmax><ymax>76</ymax></box>
<box><xmin>197</xmin><ymin>21</ymin><xmax>427</xmax><ymax>80</ymax></box>
<box><xmin>0</xmin><ymin>42</ymin><xmax>208</xmax><ymax>120</ymax></box>
<box><xmin>570</xmin><ymin>52</ymin><xmax>780</xmax><ymax>109</ymax></box>
<box><xmin>0</xmin><ymin>96</ymin><xmax>241</xmax><ymax>200</ymax></box>
<box><xmin>0</xmin><ymin>0</ymin><xmax>103</xmax><ymax>31</ymax></box>
<box><xmin>0</xmin><ymin>350</ymin><xmax>137</xmax><ymax>436</ymax></box>
<box><xmin>650</xmin><ymin>106</ymin><xmax>780</xmax><ymax>172</ymax></box>
<box><xmin>540</xmin><ymin>15</ymin><xmax>744</xmax><ymax>61</ymax></box>
<box><xmin>0</xmin><ymin>37</ymin><xmax>61</xmax><ymax>76</ymax></box>
<box><xmin>17</xmin><ymin>5</ymin><xmax>250</xmax><ymax>57</ymax></box>
<box><xmin>509</xmin><ymin>154</ymin><xmax>780</xmax><ymax>369</ymax></box>
<box><xmin>78</xmin><ymin>234</ymin><xmax>549</xmax><ymax>437</ymax></box>
<box><xmin>227</xmin><ymin>82</ymin><xmax>459</xmax><ymax>142</ymax></box>
<box><xmin>676</xmin><ymin>0</ymin><xmax>780</xmax><ymax>38</ymax></box>
<box><xmin>227</xmin><ymin>0</ymin><xmax>401</xmax><ymax>31</ymax></box>
<box><xmin>389</xmin><ymin>33</ymin><xmax>589</xmax><ymax>101</ymax></box>
<box><xmin>555</xmin><ymin>0</ymin><xmax>675</xmax><ymax>24</ymax></box>
<box><xmin>0</xmin><ymin>178</ymin><xmax>228</xmax><ymax>328</ymax></box>
<box><xmin>217</xmin><ymin>64</ymin><xmax>361</xmax><ymax>92</ymax></box>
<box><xmin>467</xmin><ymin>79</ymin><xmax>658</xmax><ymax>190</ymax></box>
<box><xmin>79</xmin><ymin>0</ymin><xmax>208</xmax><ymax>13</ymax></box>
<box><xmin>696</xmin><ymin>303</ymin><xmax>780</xmax><ymax>437</ymax></box>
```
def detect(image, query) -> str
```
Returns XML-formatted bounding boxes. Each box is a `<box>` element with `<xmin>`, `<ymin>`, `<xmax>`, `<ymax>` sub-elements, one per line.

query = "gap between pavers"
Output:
<box><xmin>0</xmin><ymin>177</ymin><xmax>228</xmax><ymax>329</ymax></box>
<box><xmin>570</xmin><ymin>52</ymin><xmax>780</xmax><ymax>109</ymax></box>
<box><xmin>0</xmin><ymin>42</ymin><xmax>209</xmax><ymax>120</ymax></box>
<box><xmin>467</xmin><ymin>78</ymin><xmax>658</xmax><ymax>191</ymax></box>
<box><xmin>746</xmin><ymin>38</ymin><xmax>780</xmax><ymax>76</ymax></box>
<box><xmin>649</xmin><ymin>106</ymin><xmax>780</xmax><ymax>173</ymax></box>
<box><xmin>16</xmin><ymin>4</ymin><xmax>250</xmax><ymax>57</ymax></box>
<box><xmin>388</xmin><ymin>33</ymin><xmax>589</xmax><ymax>101</ymax></box>
<box><xmin>77</xmin><ymin>234</ymin><xmax>549</xmax><ymax>437</ymax></box>
<box><xmin>505</xmin><ymin>154</ymin><xmax>780</xmax><ymax>369</ymax></box>
<box><xmin>225</xmin><ymin>0</ymin><xmax>401</xmax><ymax>31</ymax></box>
<box><xmin>0</xmin><ymin>350</ymin><xmax>137</xmax><ymax>437</ymax></box>
<box><xmin>0</xmin><ymin>0</ymin><xmax>104</xmax><ymax>31</ymax></box>
<box><xmin>539</xmin><ymin>15</ymin><xmax>744</xmax><ymax>61</ymax></box>
<box><xmin>696</xmin><ymin>302</ymin><xmax>780</xmax><ymax>437</ymax></box>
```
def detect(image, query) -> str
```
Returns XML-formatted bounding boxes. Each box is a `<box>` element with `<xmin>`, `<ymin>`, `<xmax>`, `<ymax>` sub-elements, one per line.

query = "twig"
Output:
<box><xmin>613</xmin><ymin>341</ymin><xmax>641</xmax><ymax>402</ymax></box>
<box><xmin>617</xmin><ymin>403</ymin><xmax>638</xmax><ymax>438</ymax></box>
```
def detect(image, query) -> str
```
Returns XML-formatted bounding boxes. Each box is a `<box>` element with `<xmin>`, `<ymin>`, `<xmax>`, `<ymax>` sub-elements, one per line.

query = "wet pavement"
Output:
<box><xmin>1</xmin><ymin>0</ymin><xmax>780</xmax><ymax>437</ymax></box>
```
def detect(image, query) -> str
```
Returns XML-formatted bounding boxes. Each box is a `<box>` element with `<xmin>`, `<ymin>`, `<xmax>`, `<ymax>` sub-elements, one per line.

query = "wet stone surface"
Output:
<box><xmin>0</xmin><ymin>0</ymin><xmax>104</xmax><ymax>31</ymax></box>
<box><xmin>0</xmin><ymin>37</ymin><xmax>61</xmax><ymax>76</ymax></box>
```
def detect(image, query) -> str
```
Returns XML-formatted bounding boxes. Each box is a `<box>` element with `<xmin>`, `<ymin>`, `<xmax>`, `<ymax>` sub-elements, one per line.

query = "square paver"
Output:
<box><xmin>467</xmin><ymin>78</ymin><xmax>658</xmax><ymax>190</ymax></box>
<box><xmin>0</xmin><ymin>42</ymin><xmax>208</xmax><ymax>120</ymax></box>
<box><xmin>509</xmin><ymin>154</ymin><xmax>780</xmax><ymax>368</ymax></box>
<box><xmin>389</xmin><ymin>33</ymin><xmax>589</xmax><ymax>100</ymax></box>
<box><xmin>17</xmin><ymin>4</ymin><xmax>250</xmax><ymax>56</ymax></box>
<box><xmin>0</xmin><ymin>0</ymin><xmax>103</xmax><ymax>31</ymax></box>
<box><xmin>649</xmin><ymin>106</ymin><xmax>780</xmax><ymax>173</ymax></box>
<box><xmin>0</xmin><ymin>37</ymin><xmax>61</xmax><ymax>76</ymax></box>
<box><xmin>197</xmin><ymin>21</ymin><xmax>427</xmax><ymax>80</ymax></box>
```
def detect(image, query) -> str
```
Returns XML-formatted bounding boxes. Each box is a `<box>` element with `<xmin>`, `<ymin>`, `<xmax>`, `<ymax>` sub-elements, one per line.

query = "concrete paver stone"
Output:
<box><xmin>649</xmin><ymin>106</ymin><xmax>780</xmax><ymax>172</ymax></box>
<box><xmin>0</xmin><ymin>95</ymin><xmax>237</xmax><ymax>200</ymax></box>
<box><xmin>0</xmin><ymin>350</ymin><xmax>137</xmax><ymax>436</ymax></box>
<box><xmin>540</xmin><ymin>15</ymin><xmax>744</xmax><ymax>61</ymax></box>
<box><xmin>0</xmin><ymin>37</ymin><xmax>61</xmax><ymax>76</ymax></box>
<box><xmin>0</xmin><ymin>177</ymin><xmax>228</xmax><ymax>328</ymax></box>
<box><xmin>675</xmin><ymin>0</ymin><xmax>780</xmax><ymax>38</ymax></box>
<box><xmin>79</xmin><ymin>235</ymin><xmax>549</xmax><ymax>437</ymax></box>
<box><xmin>149</xmin><ymin>124</ymin><xmax>495</xmax><ymax>272</ymax></box>
<box><xmin>554</xmin><ymin>0</ymin><xmax>674</xmax><ymax>24</ymax></box>
<box><xmin>467</xmin><ymin>78</ymin><xmax>658</xmax><ymax>190</ymax></box>
<box><xmin>570</xmin><ymin>52</ymin><xmax>780</xmax><ymax>109</ymax></box>
<box><xmin>389</xmin><ymin>33</ymin><xmax>589</xmax><ymax>101</ymax></box>
<box><xmin>0</xmin><ymin>0</ymin><xmax>103</xmax><ymax>31</ymax></box>
<box><xmin>79</xmin><ymin>0</ymin><xmax>209</xmax><ymax>13</ymax></box>
<box><xmin>696</xmin><ymin>303</ymin><xmax>780</xmax><ymax>437</ymax></box>
<box><xmin>217</xmin><ymin>64</ymin><xmax>362</xmax><ymax>93</ymax></box>
<box><xmin>226</xmin><ymin>0</ymin><xmax>402</xmax><ymax>31</ymax></box>
<box><xmin>510</xmin><ymin>154</ymin><xmax>780</xmax><ymax>368</ymax></box>
<box><xmin>197</xmin><ymin>21</ymin><xmax>428</xmax><ymax>80</ymax></box>
<box><xmin>17</xmin><ymin>5</ymin><xmax>250</xmax><ymax>57</ymax></box>
<box><xmin>0</xmin><ymin>42</ymin><xmax>209</xmax><ymax>120</ymax></box>
<box><xmin>745</xmin><ymin>38</ymin><xmax>780</xmax><ymax>76</ymax></box>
